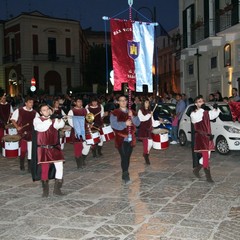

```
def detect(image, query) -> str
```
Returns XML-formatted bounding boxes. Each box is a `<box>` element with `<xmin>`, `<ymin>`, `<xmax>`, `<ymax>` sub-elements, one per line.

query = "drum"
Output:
<box><xmin>5</xmin><ymin>123</ymin><xmax>17</xmax><ymax>135</ymax></box>
<box><xmin>61</xmin><ymin>125</ymin><xmax>71</xmax><ymax>143</ymax></box>
<box><xmin>99</xmin><ymin>125</ymin><xmax>115</xmax><ymax>142</ymax></box>
<box><xmin>85</xmin><ymin>131</ymin><xmax>100</xmax><ymax>145</ymax></box>
<box><xmin>152</xmin><ymin>128</ymin><xmax>169</xmax><ymax>150</ymax></box>
<box><xmin>2</xmin><ymin>134</ymin><xmax>21</xmax><ymax>158</ymax></box>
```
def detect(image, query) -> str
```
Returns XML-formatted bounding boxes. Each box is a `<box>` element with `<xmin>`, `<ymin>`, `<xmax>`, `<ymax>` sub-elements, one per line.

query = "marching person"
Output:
<box><xmin>85</xmin><ymin>96</ymin><xmax>104</xmax><ymax>157</ymax></box>
<box><xmin>11</xmin><ymin>96</ymin><xmax>39</xmax><ymax>172</ymax></box>
<box><xmin>137</xmin><ymin>98</ymin><xmax>161</xmax><ymax>165</ymax></box>
<box><xmin>110</xmin><ymin>95</ymin><xmax>140</xmax><ymax>184</ymax></box>
<box><xmin>190</xmin><ymin>95</ymin><xmax>220</xmax><ymax>182</ymax></box>
<box><xmin>33</xmin><ymin>104</ymin><xmax>65</xmax><ymax>197</ymax></box>
<box><xmin>68</xmin><ymin>97</ymin><xmax>90</xmax><ymax>169</ymax></box>
<box><xmin>51</xmin><ymin>99</ymin><xmax>66</xmax><ymax>117</ymax></box>
<box><xmin>0</xmin><ymin>93</ymin><xmax>13</xmax><ymax>145</ymax></box>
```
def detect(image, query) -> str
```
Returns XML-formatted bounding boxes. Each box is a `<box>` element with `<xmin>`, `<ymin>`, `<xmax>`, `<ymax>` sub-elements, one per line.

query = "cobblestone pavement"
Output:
<box><xmin>0</xmin><ymin>140</ymin><xmax>240</xmax><ymax>240</ymax></box>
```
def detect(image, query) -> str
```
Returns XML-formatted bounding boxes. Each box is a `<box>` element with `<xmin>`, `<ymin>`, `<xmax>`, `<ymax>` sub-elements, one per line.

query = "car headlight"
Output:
<box><xmin>224</xmin><ymin>126</ymin><xmax>240</xmax><ymax>133</ymax></box>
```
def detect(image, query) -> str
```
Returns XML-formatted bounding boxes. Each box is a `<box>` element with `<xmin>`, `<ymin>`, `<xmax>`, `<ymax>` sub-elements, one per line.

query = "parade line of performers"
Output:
<box><xmin>0</xmin><ymin>93</ymin><xmax>219</xmax><ymax>197</ymax></box>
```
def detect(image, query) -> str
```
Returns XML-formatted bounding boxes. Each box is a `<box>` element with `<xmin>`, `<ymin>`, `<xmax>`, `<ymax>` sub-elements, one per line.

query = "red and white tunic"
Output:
<box><xmin>33</xmin><ymin>117</ymin><xmax>65</xmax><ymax>164</ymax></box>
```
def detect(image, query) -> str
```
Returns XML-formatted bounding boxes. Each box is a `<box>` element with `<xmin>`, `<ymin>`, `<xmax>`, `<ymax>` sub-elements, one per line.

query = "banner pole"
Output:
<box><xmin>127</xmin><ymin>0</ymin><xmax>133</xmax><ymax>142</ymax></box>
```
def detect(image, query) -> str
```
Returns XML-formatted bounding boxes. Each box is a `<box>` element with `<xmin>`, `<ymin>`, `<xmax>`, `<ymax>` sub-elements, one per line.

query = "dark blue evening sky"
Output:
<box><xmin>0</xmin><ymin>0</ymin><xmax>179</xmax><ymax>33</ymax></box>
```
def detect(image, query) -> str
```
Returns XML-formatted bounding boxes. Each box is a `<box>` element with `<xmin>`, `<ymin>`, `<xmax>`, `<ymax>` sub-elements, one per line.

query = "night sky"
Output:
<box><xmin>0</xmin><ymin>0</ymin><xmax>179</xmax><ymax>34</ymax></box>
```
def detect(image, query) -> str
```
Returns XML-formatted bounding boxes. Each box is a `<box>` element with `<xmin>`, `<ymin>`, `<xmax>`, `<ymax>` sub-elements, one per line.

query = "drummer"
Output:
<box><xmin>11</xmin><ymin>96</ymin><xmax>39</xmax><ymax>172</ymax></box>
<box><xmin>138</xmin><ymin>98</ymin><xmax>161</xmax><ymax>165</ymax></box>
<box><xmin>68</xmin><ymin>96</ymin><xmax>90</xmax><ymax>169</ymax></box>
<box><xmin>0</xmin><ymin>93</ymin><xmax>13</xmax><ymax>146</ymax></box>
<box><xmin>85</xmin><ymin>96</ymin><xmax>104</xmax><ymax>157</ymax></box>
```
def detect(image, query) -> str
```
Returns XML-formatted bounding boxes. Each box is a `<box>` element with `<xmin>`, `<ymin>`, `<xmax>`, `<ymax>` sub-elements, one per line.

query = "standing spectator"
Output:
<box><xmin>231</xmin><ymin>88</ymin><xmax>240</xmax><ymax>102</ymax></box>
<box><xmin>170</xmin><ymin>110</ymin><xmax>178</xmax><ymax>144</ymax></box>
<box><xmin>110</xmin><ymin>95</ymin><xmax>140</xmax><ymax>184</ymax></box>
<box><xmin>208</xmin><ymin>93</ymin><xmax>215</xmax><ymax>102</ymax></box>
<box><xmin>190</xmin><ymin>95</ymin><xmax>220</xmax><ymax>182</ymax></box>
<box><xmin>175</xmin><ymin>93</ymin><xmax>186</xmax><ymax>121</ymax></box>
<box><xmin>214</xmin><ymin>91</ymin><xmax>223</xmax><ymax>101</ymax></box>
<box><xmin>33</xmin><ymin>104</ymin><xmax>65</xmax><ymax>197</ymax></box>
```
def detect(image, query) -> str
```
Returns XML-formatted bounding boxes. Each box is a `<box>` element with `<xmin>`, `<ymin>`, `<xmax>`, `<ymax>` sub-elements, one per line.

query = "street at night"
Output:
<box><xmin>0</xmin><ymin>140</ymin><xmax>239</xmax><ymax>239</ymax></box>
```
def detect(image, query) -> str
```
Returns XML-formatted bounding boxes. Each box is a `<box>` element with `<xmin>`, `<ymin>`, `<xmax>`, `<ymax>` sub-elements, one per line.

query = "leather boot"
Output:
<box><xmin>193</xmin><ymin>164</ymin><xmax>202</xmax><ymax>178</ymax></box>
<box><xmin>53</xmin><ymin>179</ymin><xmax>65</xmax><ymax>196</ymax></box>
<box><xmin>204</xmin><ymin>168</ymin><xmax>214</xmax><ymax>183</ymax></box>
<box><xmin>92</xmin><ymin>147</ymin><xmax>97</xmax><ymax>158</ymax></box>
<box><xmin>20</xmin><ymin>157</ymin><xmax>25</xmax><ymax>171</ymax></box>
<box><xmin>75</xmin><ymin>157</ymin><xmax>82</xmax><ymax>169</ymax></box>
<box><xmin>41</xmin><ymin>180</ymin><xmax>49</xmax><ymax>197</ymax></box>
<box><xmin>143</xmin><ymin>154</ymin><xmax>150</xmax><ymax>165</ymax></box>
<box><xmin>97</xmin><ymin>146</ymin><xmax>103</xmax><ymax>157</ymax></box>
<box><xmin>27</xmin><ymin>160</ymin><xmax>31</xmax><ymax>173</ymax></box>
<box><xmin>122</xmin><ymin>171</ymin><xmax>131</xmax><ymax>184</ymax></box>
<box><xmin>82</xmin><ymin>154</ymin><xmax>87</xmax><ymax>167</ymax></box>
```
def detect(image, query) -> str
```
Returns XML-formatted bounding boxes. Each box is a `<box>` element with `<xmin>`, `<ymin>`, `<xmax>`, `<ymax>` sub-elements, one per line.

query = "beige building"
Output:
<box><xmin>180</xmin><ymin>0</ymin><xmax>240</xmax><ymax>99</ymax></box>
<box><xmin>157</xmin><ymin>28</ymin><xmax>181</xmax><ymax>96</ymax></box>
<box><xmin>2</xmin><ymin>11</ymin><xmax>88</xmax><ymax>96</ymax></box>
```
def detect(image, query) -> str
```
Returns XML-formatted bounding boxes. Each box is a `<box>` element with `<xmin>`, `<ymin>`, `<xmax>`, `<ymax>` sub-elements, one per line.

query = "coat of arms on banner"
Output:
<box><xmin>127</xmin><ymin>40</ymin><xmax>140</xmax><ymax>60</ymax></box>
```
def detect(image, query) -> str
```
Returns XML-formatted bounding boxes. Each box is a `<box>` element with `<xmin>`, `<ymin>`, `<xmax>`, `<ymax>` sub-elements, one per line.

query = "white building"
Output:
<box><xmin>179</xmin><ymin>0</ymin><xmax>240</xmax><ymax>99</ymax></box>
<box><xmin>2</xmin><ymin>11</ymin><xmax>88</xmax><ymax>96</ymax></box>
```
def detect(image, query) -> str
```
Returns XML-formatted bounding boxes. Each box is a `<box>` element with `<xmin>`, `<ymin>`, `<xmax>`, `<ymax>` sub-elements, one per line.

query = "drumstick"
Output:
<box><xmin>152</xmin><ymin>104</ymin><xmax>158</xmax><ymax>113</ymax></box>
<box><xmin>91</xmin><ymin>125</ymin><xmax>100</xmax><ymax>131</ymax></box>
<box><xmin>7</xmin><ymin>113</ymin><xmax>12</xmax><ymax>124</ymax></box>
<box><xmin>94</xmin><ymin>111</ymin><xmax>102</xmax><ymax>117</ymax></box>
<box><xmin>21</xmin><ymin>123</ymin><xmax>29</xmax><ymax>129</ymax></box>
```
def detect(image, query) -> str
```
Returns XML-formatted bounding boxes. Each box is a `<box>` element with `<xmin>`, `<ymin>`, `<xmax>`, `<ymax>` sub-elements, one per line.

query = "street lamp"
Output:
<box><xmin>194</xmin><ymin>49</ymin><xmax>202</xmax><ymax>96</ymax></box>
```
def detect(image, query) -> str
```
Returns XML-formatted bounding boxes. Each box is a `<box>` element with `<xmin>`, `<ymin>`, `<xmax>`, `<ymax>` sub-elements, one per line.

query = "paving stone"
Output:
<box><xmin>83</xmin><ymin>200</ymin><xmax>129</xmax><ymax>216</ymax></box>
<box><xmin>160</xmin><ymin>203</ymin><xmax>194</xmax><ymax>215</ymax></box>
<box><xmin>170</xmin><ymin>226</ymin><xmax>213</xmax><ymax>239</ymax></box>
<box><xmin>94</xmin><ymin>224</ymin><xmax>134</xmax><ymax>236</ymax></box>
<box><xmin>47</xmin><ymin>227</ymin><xmax>89</xmax><ymax>239</ymax></box>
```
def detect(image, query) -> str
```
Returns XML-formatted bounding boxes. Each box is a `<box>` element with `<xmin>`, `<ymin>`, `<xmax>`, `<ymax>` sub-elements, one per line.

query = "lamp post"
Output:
<box><xmin>135</xmin><ymin>6</ymin><xmax>158</xmax><ymax>95</ymax></box>
<box><xmin>194</xmin><ymin>49</ymin><xmax>202</xmax><ymax>96</ymax></box>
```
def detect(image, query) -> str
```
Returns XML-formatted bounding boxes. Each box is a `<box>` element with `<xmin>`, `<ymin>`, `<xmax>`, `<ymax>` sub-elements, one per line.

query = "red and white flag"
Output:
<box><xmin>110</xmin><ymin>19</ymin><xmax>155</xmax><ymax>92</ymax></box>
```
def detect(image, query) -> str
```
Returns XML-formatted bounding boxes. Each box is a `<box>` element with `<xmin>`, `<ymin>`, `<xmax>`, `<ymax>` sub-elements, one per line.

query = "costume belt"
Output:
<box><xmin>38</xmin><ymin>144</ymin><xmax>59</xmax><ymax>149</ymax></box>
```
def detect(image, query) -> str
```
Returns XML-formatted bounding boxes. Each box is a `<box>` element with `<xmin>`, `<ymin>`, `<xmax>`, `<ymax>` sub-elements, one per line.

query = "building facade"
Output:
<box><xmin>157</xmin><ymin>28</ymin><xmax>182</xmax><ymax>96</ymax></box>
<box><xmin>2</xmin><ymin>11</ymin><xmax>88</xmax><ymax>96</ymax></box>
<box><xmin>180</xmin><ymin>0</ymin><xmax>240</xmax><ymax>99</ymax></box>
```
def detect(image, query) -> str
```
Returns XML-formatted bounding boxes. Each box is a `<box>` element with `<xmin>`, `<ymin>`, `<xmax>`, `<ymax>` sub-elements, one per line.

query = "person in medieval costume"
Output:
<box><xmin>68</xmin><ymin>97</ymin><xmax>90</xmax><ymax>169</ymax></box>
<box><xmin>11</xmin><ymin>96</ymin><xmax>39</xmax><ymax>172</ymax></box>
<box><xmin>0</xmin><ymin>93</ymin><xmax>14</xmax><ymax>148</ymax></box>
<box><xmin>190</xmin><ymin>95</ymin><xmax>220</xmax><ymax>182</ymax></box>
<box><xmin>137</xmin><ymin>98</ymin><xmax>161</xmax><ymax>165</ymax></box>
<box><xmin>85</xmin><ymin>96</ymin><xmax>105</xmax><ymax>158</ymax></box>
<box><xmin>32</xmin><ymin>104</ymin><xmax>65</xmax><ymax>197</ymax></box>
<box><xmin>110</xmin><ymin>95</ymin><xmax>140</xmax><ymax>184</ymax></box>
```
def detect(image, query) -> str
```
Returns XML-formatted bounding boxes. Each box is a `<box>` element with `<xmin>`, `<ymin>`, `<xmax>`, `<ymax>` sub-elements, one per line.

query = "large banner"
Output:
<box><xmin>110</xmin><ymin>19</ymin><xmax>155</xmax><ymax>92</ymax></box>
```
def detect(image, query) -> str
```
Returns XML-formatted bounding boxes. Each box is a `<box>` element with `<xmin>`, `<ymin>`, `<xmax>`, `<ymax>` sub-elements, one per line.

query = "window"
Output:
<box><xmin>224</xmin><ymin>44</ymin><xmax>231</xmax><ymax>67</ymax></box>
<box><xmin>188</xmin><ymin>63</ymin><xmax>194</xmax><ymax>75</ymax></box>
<box><xmin>211</xmin><ymin>56</ymin><xmax>217</xmax><ymax>69</ymax></box>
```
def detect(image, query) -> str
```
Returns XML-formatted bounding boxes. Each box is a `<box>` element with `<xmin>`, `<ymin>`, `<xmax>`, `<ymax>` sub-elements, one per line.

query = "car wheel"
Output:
<box><xmin>216</xmin><ymin>136</ymin><xmax>230</xmax><ymax>155</ymax></box>
<box><xmin>179</xmin><ymin>130</ymin><xmax>187</xmax><ymax>146</ymax></box>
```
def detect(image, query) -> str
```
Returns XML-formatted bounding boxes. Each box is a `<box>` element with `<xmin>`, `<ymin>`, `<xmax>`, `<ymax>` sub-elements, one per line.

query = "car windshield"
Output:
<box><xmin>218</xmin><ymin>104</ymin><xmax>233</xmax><ymax>121</ymax></box>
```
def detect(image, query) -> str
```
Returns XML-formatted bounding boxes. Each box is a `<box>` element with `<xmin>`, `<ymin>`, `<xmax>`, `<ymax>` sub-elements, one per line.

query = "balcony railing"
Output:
<box><xmin>3</xmin><ymin>53</ymin><xmax>75</xmax><ymax>64</ymax></box>
<box><xmin>33</xmin><ymin>54</ymin><xmax>75</xmax><ymax>63</ymax></box>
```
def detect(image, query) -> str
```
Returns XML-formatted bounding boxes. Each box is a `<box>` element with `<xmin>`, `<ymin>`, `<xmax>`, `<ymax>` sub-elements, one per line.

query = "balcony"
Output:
<box><xmin>33</xmin><ymin>54</ymin><xmax>75</xmax><ymax>63</ymax></box>
<box><xmin>3</xmin><ymin>53</ymin><xmax>75</xmax><ymax>64</ymax></box>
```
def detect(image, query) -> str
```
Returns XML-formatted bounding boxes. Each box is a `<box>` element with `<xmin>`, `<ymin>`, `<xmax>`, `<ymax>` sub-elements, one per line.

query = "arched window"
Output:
<box><xmin>224</xmin><ymin>44</ymin><xmax>231</xmax><ymax>67</ymax></box>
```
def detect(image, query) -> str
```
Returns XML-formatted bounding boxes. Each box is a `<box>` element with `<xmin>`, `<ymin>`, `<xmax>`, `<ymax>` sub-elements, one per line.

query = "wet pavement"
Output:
<box><xmin>0</xmin><ymin>139</ymin><xmax>240</xmax><ymax>240</ymax></box>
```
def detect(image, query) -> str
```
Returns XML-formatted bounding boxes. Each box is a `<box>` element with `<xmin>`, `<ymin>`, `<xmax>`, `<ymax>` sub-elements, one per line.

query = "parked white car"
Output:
<box><xmin>178</xmin><ymin>102</ymin><xmax>240</xmax><ymax>155</ymax></box>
